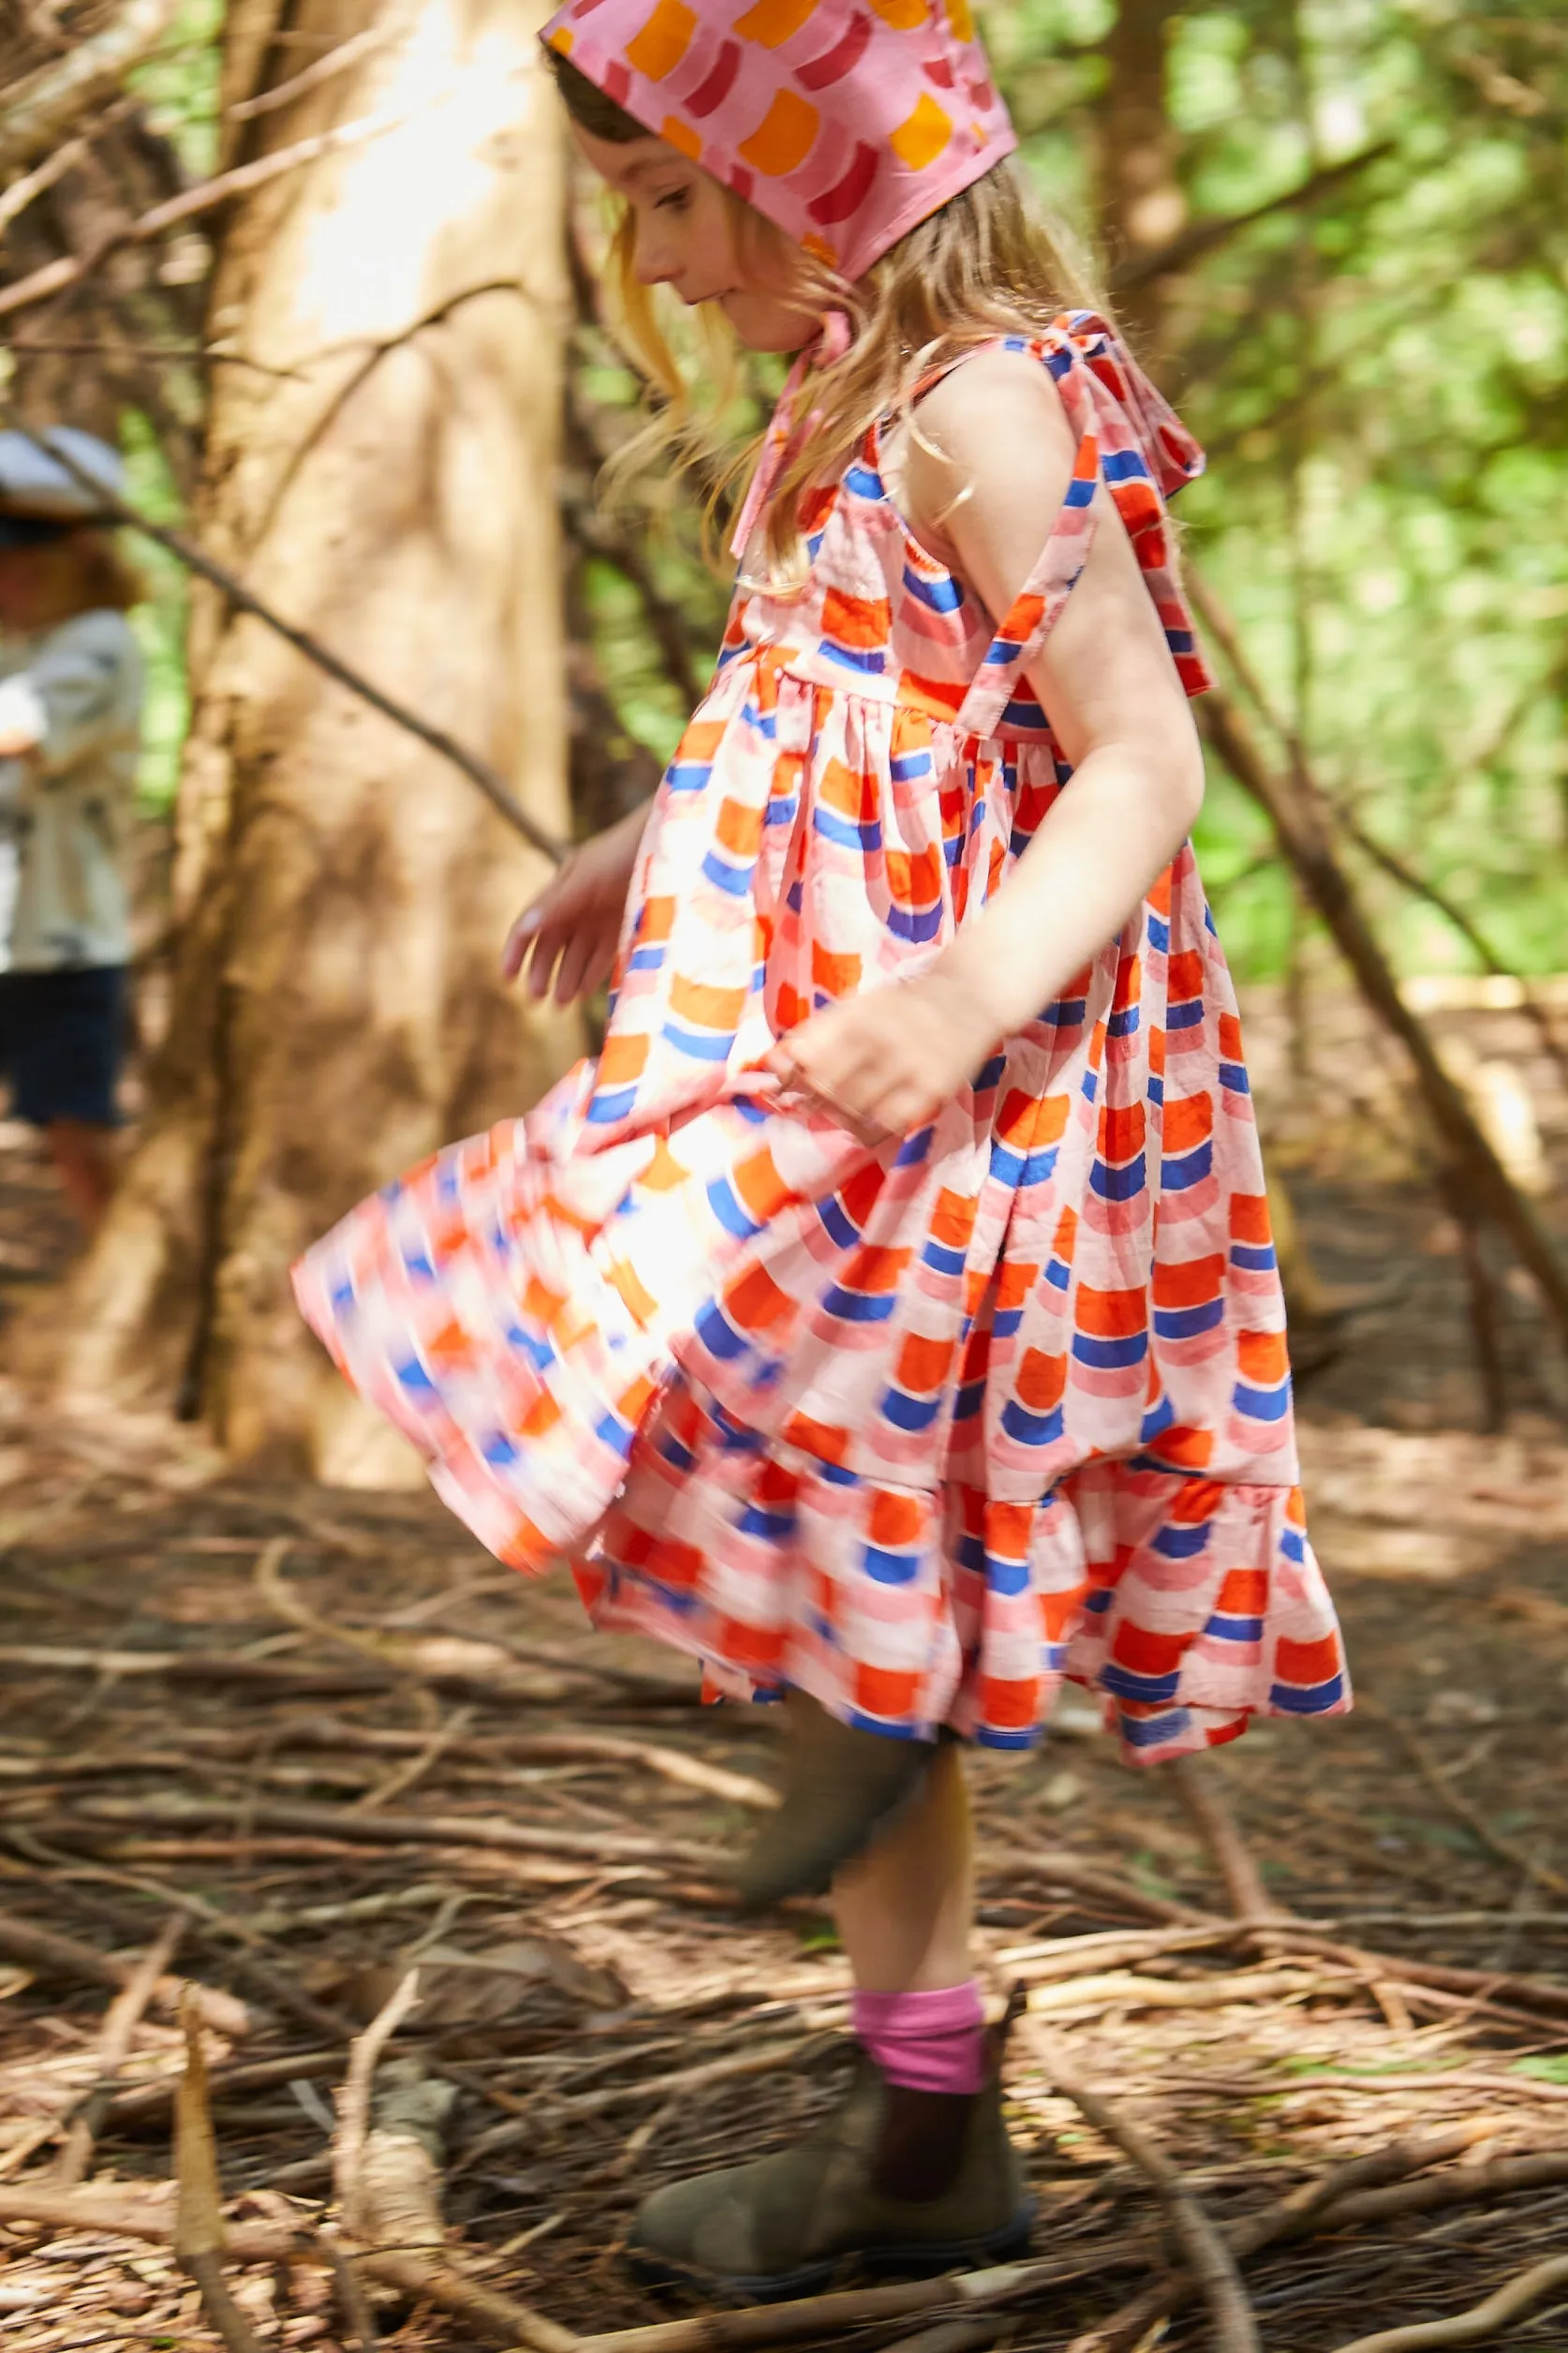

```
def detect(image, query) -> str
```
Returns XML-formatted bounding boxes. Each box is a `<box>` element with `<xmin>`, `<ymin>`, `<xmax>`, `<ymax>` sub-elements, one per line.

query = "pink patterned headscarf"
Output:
<box><xmin>540</xmin><ymin>0</ymin><xmax>1017</xmax><ymax>282</ymax></box>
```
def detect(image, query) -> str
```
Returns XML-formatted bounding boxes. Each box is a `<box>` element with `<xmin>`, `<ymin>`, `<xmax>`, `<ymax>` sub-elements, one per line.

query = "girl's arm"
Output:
<box><xmin>767</xmin><ymin>348</ymin><xmax>1204</xmax><ymax>1144</ymax></box>
<box><xmin>0</xmin><ymin>614</ymin><xmax>141</xmax><ymax>772</ymax></box>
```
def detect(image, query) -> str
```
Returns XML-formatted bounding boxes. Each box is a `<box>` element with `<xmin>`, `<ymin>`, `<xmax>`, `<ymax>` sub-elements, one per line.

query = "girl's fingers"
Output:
<box><xmin>552</xmin><ymin>926</ymin><xmax>596</xmax><ymax>1006</ymax></box>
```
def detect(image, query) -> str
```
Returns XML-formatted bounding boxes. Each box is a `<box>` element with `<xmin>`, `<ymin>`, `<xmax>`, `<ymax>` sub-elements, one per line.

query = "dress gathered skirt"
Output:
<box><xmin>294</xmin><ymin>314</ymin><xmax>1350</xmax><ymax>1763</ymax></box>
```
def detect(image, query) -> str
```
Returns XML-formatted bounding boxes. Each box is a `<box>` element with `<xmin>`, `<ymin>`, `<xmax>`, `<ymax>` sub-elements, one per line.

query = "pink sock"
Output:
<box><xmin>852</xmin><ymin>1981</ymin><xmax>987</xmax><ymax>2095</ymax></box>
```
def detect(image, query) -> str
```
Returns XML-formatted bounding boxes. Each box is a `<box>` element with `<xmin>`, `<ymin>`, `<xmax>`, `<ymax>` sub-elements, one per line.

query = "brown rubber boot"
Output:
<box><xmin>627</xmin><ymin>2041</ymin><xmax>1031</xmax><ymax>2300</ymax></box>
<box><xmin>732</xmin><ymin>1694</ymin><xmax>940</xmax><ymax>1909</ymax></box>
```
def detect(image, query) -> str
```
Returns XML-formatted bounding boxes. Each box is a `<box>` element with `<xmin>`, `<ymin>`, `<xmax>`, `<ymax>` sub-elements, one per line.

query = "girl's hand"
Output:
<box><xmin>502</xmin><ymin>801</ymin><xmax>652</xmax><ymax>1004</ymax></box>
<box><xmin>763</xmin><ymin>966</ymin><xmax>1001</xmax><ymax>1147</ymax></box>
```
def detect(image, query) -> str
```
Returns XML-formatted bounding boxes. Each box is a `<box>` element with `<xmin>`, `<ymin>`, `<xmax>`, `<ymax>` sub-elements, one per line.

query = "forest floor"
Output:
<box><xmin>0</xmin><ymin>984</ymin><xmax>1565</xmax><ymax>2353</ymax></box>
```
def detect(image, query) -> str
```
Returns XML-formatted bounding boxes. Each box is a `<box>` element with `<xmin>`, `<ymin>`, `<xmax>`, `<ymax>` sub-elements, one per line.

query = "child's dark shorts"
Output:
<box><xmin>0</xmin><ymin>965</ymin><xmax>126</xmax><ymax>1128</ymax></box>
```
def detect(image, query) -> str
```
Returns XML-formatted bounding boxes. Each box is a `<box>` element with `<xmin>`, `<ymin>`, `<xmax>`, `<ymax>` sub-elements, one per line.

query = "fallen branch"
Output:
<box><xmin>54</xmin><ymin>1912</ymin><xmax>185</xmax><ymax>2185</ymax></box>
<box><xmin>0</xmin><ymin>418</ymin><xmax>563</xmax><ymax>861</ymax></box>
<box><xmin>324</xmin><ymin>2234</ymin><xmax>379</xmax><ymax>2352</ymax></box>
<box><xmin>1027</xmin><ymin>2024</ymin><xmax>1259</xmax><ymax>2353</ymax></box>
<box><xmin>1367</xmin><ymin>1703</ymin><xmax>1568</xmax><ymax>1897</ymax></box>
<box><xmin>1309</xmin><ymin>2146</ymin><xmax>1568</xmax><ymax>2230</ymax></box>
<box><xmin>1331</xmin><ymin>2255</ymin><xmax>1568</xmax><ymax>2353</ymax></box>
<box><xmin>0</xmin><ymin>2180</ymin><xmax>576</xmax><ymax>2345</ymax></box>
<box><xmin>333</xmin><ymin>1966</ymin><xmax>422</xmax><ymax>2232</ymax></box>
<box><xmin>1026</xmin><ymin>1965</ymin><xmax>1353</xmax><ymax>2015</ymax></box>
<box><xmin>1168</xmin><ymin>1754</ymin><xmax>1276</xmax><ymax>1923</ymax></box>
<box><xmin>498</xmin><ymin>1730</ymin><xmax>776</xmax><ymax>1811</ymax></box>
<box><xmin>1069</xmin><ymin>2117</ymin><xmax>1515</xmax><ymax>2353</ymax></box>
<box><xmin>461</xmin><ymin>2035</ymin><xmax>825</xmax><ymax>2165</ymax></box>
<box><xmin>108</xmin><ymin>2046</ymin><xmax>342</xmax><ymax>2125</ymax></box>
<box><xmin>175</xmin><ymin>1992</ymin><xmax>268</xmax><ymax>2353</ymax></box>
<box><xmin>992</xmin><ymin>1842</ymin><xmax>1212</xmax><ymax>1927</ymax></box>
<box><xmin>0</xmin><ymin>1908</ymin><xmax>247</xmax><ymax>2036</ymax></box>
<box><xmin>76</xmin><ymin>1790</ymin><xmax>727</xmax><ymax>1873</ymax></box>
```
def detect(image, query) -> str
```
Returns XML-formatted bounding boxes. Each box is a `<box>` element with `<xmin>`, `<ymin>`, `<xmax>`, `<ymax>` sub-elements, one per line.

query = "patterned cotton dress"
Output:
<box><xmin>295</xmin><ymin>313</ymin><xmax>1349</xmax><ymax>1764</ymax></box>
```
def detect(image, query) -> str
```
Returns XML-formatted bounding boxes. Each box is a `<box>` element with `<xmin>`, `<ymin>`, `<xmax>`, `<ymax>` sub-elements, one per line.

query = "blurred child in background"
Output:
<box><xmin>0</xmin><ymin>428</ymin><xmax>144</xmax><ymax>1236</ymax></box>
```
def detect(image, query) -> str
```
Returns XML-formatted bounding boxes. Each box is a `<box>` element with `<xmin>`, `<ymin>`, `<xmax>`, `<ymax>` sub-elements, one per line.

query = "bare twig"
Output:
<box><xmin>1193</xmin><ymin>674</ymin><xmax>1568</xmax><ymax>1341</ymax></box>
<box><xmin>77</xmin><ymin>1790</ymin><xmax>728</xmax><ymax>1872</ymax></box>
<box><xmin>993</xmin><ymin>1841</ymin><xmax>1212</xmax><ymax>1926</ymax></box>
<box><xmin>54</xmin><ymin>1912</ymin><xmax>185</xmax><ymax>2185</ymax></box>
<box><xmin>333</xmin><ymin>1966</ymin><xmax>421</xmax><ymax>2230</ymax></box>
<box><xmin>461</xmin><ymin>2036</ymin><xmax>823</xmax><ymax>2165</ymax></box>
<box><xmin>0</xmin><ymin>95</ymin><xmax>134</xmax><ymax>236</ymax></box>
<box><xmin>174</xmin><ymin>1991</ymin><xmax>267</xmax><ymax>2353</ymax></box>
<box><xmin>1330</xmin><ymin>2255</ymin><xmax>1568</xmax><ymax>2353</ymax></box>
<box><xmin>1339</xmin><ymin>809</ymin><xmax>1568</xmax><ymax>1086</ymax></box>
<box><xmin>229</xmin><ymin>22</ymin><xmax>389</xmax><ymax>118</ymax></box>
<box><xmin>0</xmin><ymin>105</ymin><xmax>408</xmax><ymax>322</ymax></box>
<box><xmin>1028</xmin><ymin>2027</ymin><xmax>1259</xmax><ymax>2353</ymax></box>
<box><xmin>0</xmin><ymin>1907</ymin><xmax>247</xmax><ymax>2036</ymax></box>
<box><xmin>1168</xmin><ymin>1755</ymin><xmax>1279</xmax><ymax>1924</ymax></box>
<box><xmin>0</xmin><ymin>0</ymin><xmax>181</xmax><ymax>177</ymax></box>
<box><xmin>1367</xmin><ymin>1704</ymin><xmax>1568</xmax><ymax>1896</ymax></box>
<box><xmin>1068</xmin><ymin>2117</ymin><xmax>1508</xmax><ymax>2353</ymax></box>
<box><xmin>354</xmin><ymin>1707</ymin><xmax>476</xmax><ymax>1813</ymax></box>
<box><xmin>1112</xmin><ymin>140</ymin><xmax>1398</xmax><ymax>289</ymax></box>
<box><xmin>325</xmin><ymin>2235</ymin><xmax>378</xmax><ymax>2350</ymax></box>
<box><xmin>0</xmin><ymin>416</ymin><xmax>564</xmax><ymax>860</ymax></box>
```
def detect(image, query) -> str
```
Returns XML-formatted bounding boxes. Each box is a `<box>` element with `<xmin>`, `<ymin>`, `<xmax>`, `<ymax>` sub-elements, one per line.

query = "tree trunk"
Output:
<box><xmin>1098</xmin><ymin>0</ymin><xmax>1187</xmax><ymax>357</ymax></box>
<box><xmin>64</xmin><ymin>0</ymin><xmax>580</xmax><ymax>1477</ymax></box>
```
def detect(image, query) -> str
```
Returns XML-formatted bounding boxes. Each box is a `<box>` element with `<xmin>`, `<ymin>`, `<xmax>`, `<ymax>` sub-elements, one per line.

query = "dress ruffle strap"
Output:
<box><xmin>946</xmin><ymin>313</ymin><xmax>1212</xmax><ymax>736</ymax></box>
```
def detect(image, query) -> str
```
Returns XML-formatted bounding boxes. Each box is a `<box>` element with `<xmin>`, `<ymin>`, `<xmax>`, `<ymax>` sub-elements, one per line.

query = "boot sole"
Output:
<box><xmin>627</xmin><ymin>2198</ymin><xmax>1035</xmax><ymax>2303</ymax></box>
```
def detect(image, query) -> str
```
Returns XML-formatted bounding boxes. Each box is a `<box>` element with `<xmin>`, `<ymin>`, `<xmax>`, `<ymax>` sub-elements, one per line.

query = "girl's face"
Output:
<box><xmin>573</xmin><ymin>124</ymin><xmax>820</xmax><ymax>354</ymax></box>
<box><xmin>0</xmin><ymin>536</ymin><xmax>77</xmax><ymax>633</ymax></box>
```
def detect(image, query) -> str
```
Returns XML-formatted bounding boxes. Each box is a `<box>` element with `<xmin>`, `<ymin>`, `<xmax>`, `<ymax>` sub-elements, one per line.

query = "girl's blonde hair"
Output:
<box><xmin>552</xmin><ymin>52</ymin><xmax>1103</xmax><ymax>579</ymax></box>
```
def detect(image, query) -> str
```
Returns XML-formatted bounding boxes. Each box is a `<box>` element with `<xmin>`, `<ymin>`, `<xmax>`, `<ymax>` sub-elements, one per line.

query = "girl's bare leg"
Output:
<box><xmin>831</xmin><ymin>1738</ymin><xmax>974</xmax><ymax>1991</ymax></box>
<box><xmin>46</xmin><ymin>1118</ymin><xmax>116</xmax><ymax>1235</ymax></box>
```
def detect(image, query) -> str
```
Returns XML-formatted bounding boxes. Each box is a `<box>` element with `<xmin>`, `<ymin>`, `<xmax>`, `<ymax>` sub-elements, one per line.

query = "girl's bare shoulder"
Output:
<box><xmin>904</xmin><ymin>344</ymin><xmax>1077</xmax><ymax>555</ymax></box>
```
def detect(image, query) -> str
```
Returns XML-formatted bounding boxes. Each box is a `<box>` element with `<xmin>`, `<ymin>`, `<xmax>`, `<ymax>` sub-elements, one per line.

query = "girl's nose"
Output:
<box><xmin>632</xmin><ymin>221</ymin><xmax>678</xmax><ymax>289</ymax></box>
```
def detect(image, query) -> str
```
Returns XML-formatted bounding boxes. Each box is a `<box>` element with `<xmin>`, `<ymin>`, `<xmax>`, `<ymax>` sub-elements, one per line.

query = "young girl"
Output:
<box><xmin>0</xmin><ymin>429</ymin><xmax>144</xmax><ymax>1236</ymax></box>
<box><xmin>296</xmin><ymin>0</ymin><xmax>1349</xmax><ymax>2295</ymax></box>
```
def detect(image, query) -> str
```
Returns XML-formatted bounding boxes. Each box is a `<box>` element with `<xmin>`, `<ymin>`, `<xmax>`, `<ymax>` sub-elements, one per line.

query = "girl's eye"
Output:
<box><xmin>653</xmin><ymin>186</ymin><xmax>690</xmax><ymax>214</ymax></box>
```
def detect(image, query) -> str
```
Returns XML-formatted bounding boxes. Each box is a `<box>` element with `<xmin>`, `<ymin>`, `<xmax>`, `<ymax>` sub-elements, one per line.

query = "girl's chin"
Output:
<box><xmin>716</xmin><ymin>291</ymin><xmax>820</xmax><ymax>355</ymax></box>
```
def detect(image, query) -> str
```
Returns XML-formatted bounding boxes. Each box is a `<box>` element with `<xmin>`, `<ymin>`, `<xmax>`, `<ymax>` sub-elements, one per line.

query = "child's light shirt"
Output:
<box><xmin>0</xmin><ymin>608</ymin><xmax>143</xmax><ymax>974</ymax></box>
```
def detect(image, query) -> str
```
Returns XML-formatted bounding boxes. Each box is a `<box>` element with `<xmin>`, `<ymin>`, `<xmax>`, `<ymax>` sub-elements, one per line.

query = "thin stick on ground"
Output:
<box><xmin>1329</xmin><ymin>2255</ymin><xmax>1568</xmax><ymax>2353</ymax></box>
<box><xmin>333</xmin><ymin>1965</ymin><xmax>421</xmax><ymax>2231</ymax></box>
<box><xmin>53</xmin><ymin>1911</ymin><xmax>184</xmax><ymax>2185</ymax></box>
<box><xmin>1168</xmin><ymin>1754</ymin><xmax>1280</xmax><ymax>1924</ymax></box>
<box><xmin>325</xmin><ymin>2235</ymin><xmax>379</xmax><ymax>2350</ymax></box>
<box><xmin>1069</xmin><ymin>2118</ymin><xmax>1529</xmax><ymax>2353</ymax></box>
<box><xmin>1366</xmin><ymin>1702</ymin><xmax>1568</xmax><ymax>1896</ymax></box>
<box><xmin>173</xmin><ymin>1990</ymin><xmax>267</xmax><ymax>2353</ymax></box>
<box><xmin>0</xmin><ymin>1907</ymin><xmax>247</xmax><ymax>2035</ymax></box>
<box><xmin>1026</xmin><ymin>2025</ymin><xmax>1260</xmax><ymax>2353</ymax></box>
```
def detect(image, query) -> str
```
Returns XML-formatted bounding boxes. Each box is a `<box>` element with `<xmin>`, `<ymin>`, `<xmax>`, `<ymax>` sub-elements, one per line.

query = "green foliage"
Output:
<box><xmin>122</xmin><ymin>414</ymin><xmax>189</xmax><ymax>813</ymax></box>
<box><xmin>128</xmin><ymin>0</ymin><xmax>224</xmax><ymax>173</ymax></box>
<box><xmin>1512</xmin><ymin>2054</ymin><xmax>1568</xmax><ymax>2084</ymax></box>
<box><xmin>111</xmin><ymin>0</ymin><xmax>1568</xmax><ymax>987</ymax></box>
<box><xmin>590</xmin><ymin>0</ymin><xmax>1568</xmax><ymax>982</ymax></box>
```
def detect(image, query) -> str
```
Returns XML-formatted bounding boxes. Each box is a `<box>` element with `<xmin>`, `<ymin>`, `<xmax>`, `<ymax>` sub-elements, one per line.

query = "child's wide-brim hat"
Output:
<box><xmin>0</xmin><ymin>427</ymin><xmax>124</xmax><ymax>525</ymax></box>
<box><xmin>541</xmin><ymin>0</ymin><xmax>1016</xmax><ymax>282</ymax></box>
